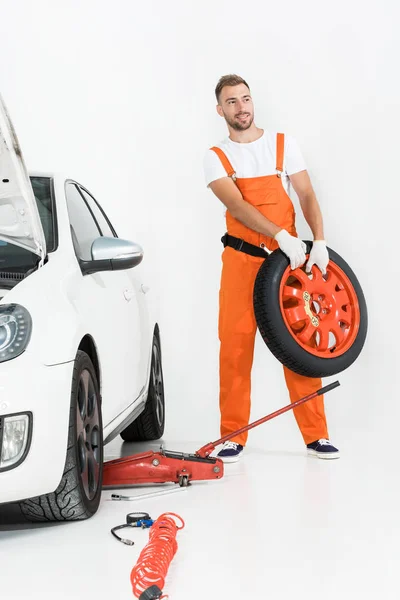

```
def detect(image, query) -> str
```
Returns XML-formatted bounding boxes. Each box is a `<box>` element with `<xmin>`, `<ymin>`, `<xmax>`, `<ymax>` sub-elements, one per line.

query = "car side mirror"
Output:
<box><xmin>81</xmin><ymin>237</ymin><xmax>144</xmax><ymax>275</ymax></box>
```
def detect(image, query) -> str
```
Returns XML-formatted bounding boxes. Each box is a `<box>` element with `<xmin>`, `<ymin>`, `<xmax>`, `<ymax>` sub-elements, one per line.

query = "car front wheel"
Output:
<box><xmin>20</xmin><ymin>350</ymin><xmax>103</xmax><ymax>522</ymax></box>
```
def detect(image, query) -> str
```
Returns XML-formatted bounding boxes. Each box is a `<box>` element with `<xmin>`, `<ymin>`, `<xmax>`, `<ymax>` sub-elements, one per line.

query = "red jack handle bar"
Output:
<box><xmin>196</xmin><ymin>380</ymin><xmax>340</xmax><ymax>458</ymax></box>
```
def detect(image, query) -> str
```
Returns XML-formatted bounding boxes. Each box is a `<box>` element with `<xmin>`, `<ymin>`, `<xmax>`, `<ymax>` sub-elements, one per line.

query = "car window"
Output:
<box><xmin>65</xmin><ymin>183</ymin><xmax>101</xmax><ymax>261</ymax></box>
<box><xmin>30</xmin><ymin>176</ymin><xmax>56</xmax><ymax>252</ymax></box>
<box><xmin>78</xmin><ymin>187</ymin><xmax>116</xmax><ymax>238</ymax></box>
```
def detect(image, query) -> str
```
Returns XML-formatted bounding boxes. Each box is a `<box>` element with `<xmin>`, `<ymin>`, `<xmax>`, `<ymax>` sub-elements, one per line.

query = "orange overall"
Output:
<box><xmin>211</xmin><ymin>134</ymin><xmax>329</xmax><ymax>447</ymax></box>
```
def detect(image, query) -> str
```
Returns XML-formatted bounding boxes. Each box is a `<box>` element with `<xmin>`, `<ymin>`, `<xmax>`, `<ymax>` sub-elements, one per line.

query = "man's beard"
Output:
<box><xmin>225</xmin><ymin>112</ymin><xmax>254</xmax><ymax>131</ymax></box>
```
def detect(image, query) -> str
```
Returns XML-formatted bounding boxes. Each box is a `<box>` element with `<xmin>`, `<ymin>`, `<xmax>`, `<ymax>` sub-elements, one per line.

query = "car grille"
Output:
<box><xmin>0</xmin><ymin>272</ymin><xmax>25</xmax><ymax>283</ymax></box>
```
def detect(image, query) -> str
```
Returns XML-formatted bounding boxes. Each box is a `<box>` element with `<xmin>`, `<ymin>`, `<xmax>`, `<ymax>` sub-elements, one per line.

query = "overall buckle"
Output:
<box><xmin>235</xmin><ymin>238</ymin><xmax>244</xmax><ymax>251</ymax></box>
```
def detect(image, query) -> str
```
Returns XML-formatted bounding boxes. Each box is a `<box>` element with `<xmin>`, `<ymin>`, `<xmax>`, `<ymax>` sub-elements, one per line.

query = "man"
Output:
<box><xmin>203</xmin><ymin>74</ymin><xmax>339</xmax><ymax>463</ymax></box>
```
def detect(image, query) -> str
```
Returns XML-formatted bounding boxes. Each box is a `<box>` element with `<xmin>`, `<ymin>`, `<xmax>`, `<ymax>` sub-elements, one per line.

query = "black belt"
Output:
<box><xmin>221</xmin><ymin>233</ymin><xmax>268</xmax><ymax>259</ymax></box>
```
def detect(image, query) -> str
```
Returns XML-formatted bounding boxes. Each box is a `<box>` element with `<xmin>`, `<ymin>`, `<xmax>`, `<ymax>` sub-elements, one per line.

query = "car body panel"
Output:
<box><xmin>0</xmin><ymin>355</ymin><xmax>73</xmax><ymax>503</ymax></box>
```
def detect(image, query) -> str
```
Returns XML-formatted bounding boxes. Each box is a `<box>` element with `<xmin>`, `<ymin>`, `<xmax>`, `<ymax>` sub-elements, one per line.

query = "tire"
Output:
<box><xmin>20</xmin><ymin>351</ymin><xmax>103</xmax><ymax>522</ymax></box>
<box><xmin>253</xmin><ymin>241</ymin><xmax>368</xmax><ymax>378</ymax></box>
<box><xmin>120</xmin><ymin>331</ymin><xmax>165</xmax><ymax>442</ymax></box>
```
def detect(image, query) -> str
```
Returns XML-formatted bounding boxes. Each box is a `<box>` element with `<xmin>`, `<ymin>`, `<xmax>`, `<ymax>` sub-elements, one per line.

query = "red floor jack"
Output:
<box><xmin>103</xmin><ymin>381</ymin><xmax>340</xmax><ymax>489</ymax></box>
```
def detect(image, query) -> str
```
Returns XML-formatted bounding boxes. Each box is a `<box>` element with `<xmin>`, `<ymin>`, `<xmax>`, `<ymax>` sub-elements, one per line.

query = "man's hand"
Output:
<box><xmin>274</xmin><ymin>229</ymin><xmax>307</xmax><ymax>270</ymax></box>
<box><xmin>306</xmin><ymin>240</ymin><xmax>329</xmax><ymax>275</ymax></box>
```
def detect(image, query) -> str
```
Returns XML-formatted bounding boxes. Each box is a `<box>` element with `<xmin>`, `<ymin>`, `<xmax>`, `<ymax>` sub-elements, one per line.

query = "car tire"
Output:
<box><xmin>20</xmin><ymin>350</ymin><xmax>103</xmax><ymax>522</ymax></box>
<box><xmin>120</xmin><ymin>331</ymin><xmax>165</xmax><ymax>442</ymax></box>
<box><xmin>253</xmin><ymin>241</ymin><xmax>368</xmax><ymax>378</ymax></box>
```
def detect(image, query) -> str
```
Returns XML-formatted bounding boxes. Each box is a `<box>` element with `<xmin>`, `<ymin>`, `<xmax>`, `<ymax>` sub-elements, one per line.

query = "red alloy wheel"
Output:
<box><xmin>279</xmin><ymin>261</ymin><xmax>360</xmax><ymax>358</ymax></box>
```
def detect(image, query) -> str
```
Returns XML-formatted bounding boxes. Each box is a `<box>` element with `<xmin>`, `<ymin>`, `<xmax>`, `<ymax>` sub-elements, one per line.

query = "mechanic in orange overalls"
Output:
<box><xmin>203</xmin><ymin>74</ymin><xmax>339</xmax><ymax>462</ymax></box>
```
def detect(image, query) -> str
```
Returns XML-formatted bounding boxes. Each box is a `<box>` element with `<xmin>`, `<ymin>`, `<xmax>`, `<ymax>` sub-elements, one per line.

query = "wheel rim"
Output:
<box><xmin>279</xmin><ymin>261</ymin><xmax>360</xmax><ymax>358</ymax></box>
<box><xmin>151</xmin><ymin>342</ymin><xmax>164</xmax><ymax>427</ymax></box>
<box><xmin>76</xmin><ymin>370</ymin><xmax>101</xmax><ymax>501</ymax></box>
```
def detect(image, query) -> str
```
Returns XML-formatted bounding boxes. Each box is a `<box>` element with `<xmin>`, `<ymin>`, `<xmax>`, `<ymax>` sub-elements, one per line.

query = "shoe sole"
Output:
<box><xmin>218</xmin><ymin>453</ymin><xmax>243</xmax><ymax>463</ymax></box>
<box><xmin>307</xmin><ymin>449</ymin><xmax>340</xmax><ymax>460</ymax></box>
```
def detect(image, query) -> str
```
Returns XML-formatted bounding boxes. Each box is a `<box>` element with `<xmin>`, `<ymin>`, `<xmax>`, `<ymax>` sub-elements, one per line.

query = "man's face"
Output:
<box><xmin>217</xmin><ymin>84</ymin><xmax>254</xmax><ymax>131</ymax></box>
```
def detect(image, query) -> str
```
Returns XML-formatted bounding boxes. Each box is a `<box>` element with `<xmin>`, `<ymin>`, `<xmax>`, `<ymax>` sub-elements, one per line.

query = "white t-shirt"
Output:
<box><xmin>203</xmin><ymin>130</ymin><xmax>307</xmax><ymax>195</ymax></box>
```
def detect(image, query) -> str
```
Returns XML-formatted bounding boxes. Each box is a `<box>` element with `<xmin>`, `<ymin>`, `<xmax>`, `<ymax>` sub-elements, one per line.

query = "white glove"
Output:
<box><xmin>306</xmin><ymin>240</ymin><xmax>329</xmax><ymax>275</ymax></box>
<box><xmin>274</xmin><ymin>229</ymin><xmax>307</xmax><ymax>270</ymax></box>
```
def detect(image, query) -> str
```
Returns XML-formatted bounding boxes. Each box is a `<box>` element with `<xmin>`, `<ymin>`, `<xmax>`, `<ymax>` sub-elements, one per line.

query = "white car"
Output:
<box><xmin>0</xmin><ymin>96</ymin><xmax>165</xmax><ymax>521</ymax></box>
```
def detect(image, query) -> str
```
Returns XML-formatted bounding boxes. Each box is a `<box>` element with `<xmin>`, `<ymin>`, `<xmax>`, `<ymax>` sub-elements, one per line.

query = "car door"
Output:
<box><xmin>65</xmin><ymin>182</ymin><xmax>144</xmax><ymax>426</ymax></box>
<box><xmin>76</xmin><ymin>186</ymin><xmax>151</xmax><ymax>388</ymax></box>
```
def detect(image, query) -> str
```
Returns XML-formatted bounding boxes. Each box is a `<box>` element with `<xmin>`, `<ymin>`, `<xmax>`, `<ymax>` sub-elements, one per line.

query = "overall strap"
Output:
<box><xmin>276</xmin><ymin>133</ymin><xmax>284</xmax><ymax>177</ymax></box>
<box><xmin>210</xmin><ymin>146</ymin><xmax>237</xmax><ymax>181</ymax></box>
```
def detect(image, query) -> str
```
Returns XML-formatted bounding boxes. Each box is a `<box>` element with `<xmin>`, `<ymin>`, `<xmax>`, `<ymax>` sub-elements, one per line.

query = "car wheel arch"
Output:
<box><xmin>78</xmin><ymin>335</ymin><xmax>101</xmax><ymax>396</ymax></box>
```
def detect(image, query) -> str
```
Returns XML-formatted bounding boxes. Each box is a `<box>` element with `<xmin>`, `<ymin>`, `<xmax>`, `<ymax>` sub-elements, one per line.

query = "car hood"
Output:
<box><xmin>0</xmin><ymin>94</ymin><xmax>46</xmax><ymax>260</ymax></box>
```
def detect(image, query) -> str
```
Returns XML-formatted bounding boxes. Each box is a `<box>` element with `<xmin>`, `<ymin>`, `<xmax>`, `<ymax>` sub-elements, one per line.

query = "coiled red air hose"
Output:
<box><xmin>130</xmin><ymin>512</ymin><xmax>185</xmax><ymax>599</ymax></box>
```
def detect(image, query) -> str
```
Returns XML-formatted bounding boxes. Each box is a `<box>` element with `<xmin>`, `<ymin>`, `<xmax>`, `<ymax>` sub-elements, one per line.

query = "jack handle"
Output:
<box><xmin>196</xmin><ymin>380</ymin><xmax>340</xmax><ymax>458</ymax></box>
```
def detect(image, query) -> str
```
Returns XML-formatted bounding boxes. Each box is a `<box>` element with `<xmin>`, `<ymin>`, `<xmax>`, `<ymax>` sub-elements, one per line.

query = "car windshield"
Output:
<box><xmin>0</xmin><ymin>177</ymin><xmax>56</xmax><ymax>276</ymax></box>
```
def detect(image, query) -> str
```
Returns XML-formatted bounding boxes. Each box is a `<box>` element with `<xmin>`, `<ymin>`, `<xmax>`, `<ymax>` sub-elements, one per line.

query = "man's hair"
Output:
<box><xmin>215</xmin><ymin>74</ymin><xmax>250</xmax><ymax>103</ymax></box>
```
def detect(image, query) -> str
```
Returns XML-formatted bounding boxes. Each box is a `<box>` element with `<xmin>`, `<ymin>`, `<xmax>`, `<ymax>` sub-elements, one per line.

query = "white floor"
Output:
<box><xmin>1</xmin><ymin>435</ymin><xmax>398</xmax><ymax>600</ymax></box>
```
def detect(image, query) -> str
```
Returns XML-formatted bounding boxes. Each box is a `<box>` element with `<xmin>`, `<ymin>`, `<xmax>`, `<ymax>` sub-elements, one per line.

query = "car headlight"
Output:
<box><xmin>0</xmin><ymin>304</ymin><xmax>32</xmax><ymax>362</ymax></box>
<box><xmin>0</xmin><ymin>413</ymin><xmax>32</xmax><ymax>471</ymax></box>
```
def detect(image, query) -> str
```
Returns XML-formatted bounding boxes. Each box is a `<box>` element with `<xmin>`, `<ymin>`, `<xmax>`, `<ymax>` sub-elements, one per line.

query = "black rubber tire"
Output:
<box><xmin>120</xmin><ymin>332</ymin><xmax>165</xmax><ymax>442</ymax></box>
<box><xmin>20</xmin><ymin>351</ymin><xmax>104</xmax><ymax>522</ymax></box>
<box><xmin>253</xmin><ymin>241</ymin><xmax>368</xmax><ymax>378</ymax></box>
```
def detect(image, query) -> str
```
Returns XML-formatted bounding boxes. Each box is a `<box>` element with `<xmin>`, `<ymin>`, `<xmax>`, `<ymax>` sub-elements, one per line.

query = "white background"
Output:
<box><xmin>1</xmin><ymin>0</ymin><xmax>399</xmax><ymax>450</ymax></box>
